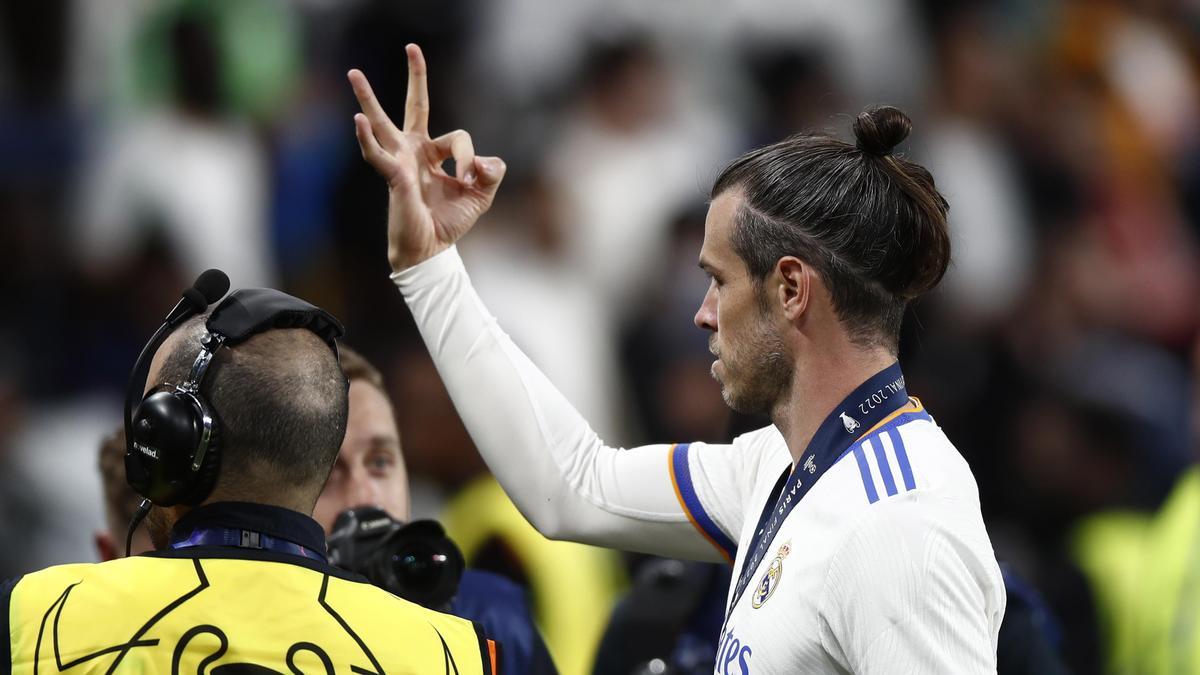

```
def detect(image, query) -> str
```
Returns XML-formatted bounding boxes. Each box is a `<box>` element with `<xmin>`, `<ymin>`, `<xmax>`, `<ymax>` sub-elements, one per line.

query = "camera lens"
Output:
<box><xmin>391</xmin><ymin>541</ymin><xmax>448</xmax><ymax>592</ymax></box>
<box><xmin>339</xmin><ymin>516</ymin><xmax>464</xmax><ymax>610</ymax></box>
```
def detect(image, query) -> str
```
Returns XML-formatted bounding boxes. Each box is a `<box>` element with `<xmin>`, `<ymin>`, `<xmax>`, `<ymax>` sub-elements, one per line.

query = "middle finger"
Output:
<box><xmin>403</xmin><ymin>44</ymin><xmax>430</xmax><ymax>136</ymax></box>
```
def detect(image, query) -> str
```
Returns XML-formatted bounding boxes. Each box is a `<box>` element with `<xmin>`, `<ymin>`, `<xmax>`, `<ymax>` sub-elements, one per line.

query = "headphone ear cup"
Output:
<box><xmin>127</xmin><ymin>390</ymin><xmax>207</xmax><ymax>506</ymax></box>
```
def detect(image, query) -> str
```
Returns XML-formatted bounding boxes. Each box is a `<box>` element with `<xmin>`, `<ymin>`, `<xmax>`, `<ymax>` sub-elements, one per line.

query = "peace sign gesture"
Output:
<box><xmin>349</xmin><ymin>44</ymin><xmax>507</xmax><ymax>272</ymax></box>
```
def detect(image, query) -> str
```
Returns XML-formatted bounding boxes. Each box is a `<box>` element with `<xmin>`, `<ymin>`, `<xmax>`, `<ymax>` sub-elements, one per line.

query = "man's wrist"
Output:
<box><xmin>390</xmin><ymin>245</ymin><xmax>464</xmax><ymax>294</ymax></box>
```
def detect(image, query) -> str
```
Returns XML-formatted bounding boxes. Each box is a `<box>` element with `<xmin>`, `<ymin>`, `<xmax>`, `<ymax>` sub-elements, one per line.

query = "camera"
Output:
<box><xmin>327</xmin><ymin>507</ymin><xmax>465</xmax><ymax>612</ymax></box>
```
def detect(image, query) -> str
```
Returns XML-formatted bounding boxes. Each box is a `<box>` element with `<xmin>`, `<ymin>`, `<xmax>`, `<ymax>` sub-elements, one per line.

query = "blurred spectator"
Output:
<box><xmin>622</xmin><ymin>203</ymin><xmax>729</xmax><ymax>444</ymax></box>
<box><xmin>922</xmin><ymin>5</ymin><xmax>1035</xmax><ymax>326</ymax></box>
<box><xmin>1039</xmin><ymin>0</ymin><xmax>1200</xmax><ymax>346</ymax></box>
<box><xmin>544</xmin><ymin>35</ymin><xmax>734</xmax><ymax>326</ymax></box>
<box><xmin>728</xmin><ymin>0</ymin><xmax>930</xmax><ymax>112</ymax></box>
<box><xmin>0</xmin><ymin>367</ymin><xmax>43</xmax><ymax>580</ymax></box>
<box><xmin>73</xmin><ymin>1</ymin><xmax>297</xmax><ymax>289</ymax></box>
<box><xmin>1072</xmin><ymin>335</ymin><xmax>1200</xmax><ymax>675</ymax></box>
<box><xmin>5</xmin><ymin>391</ymin><xmax>114</xmax><ymax>572</ymax></box>
<box><xmin>742</xmin><ymin>44</ymin><xmax>847</xmax><ymax>145</ymax></box>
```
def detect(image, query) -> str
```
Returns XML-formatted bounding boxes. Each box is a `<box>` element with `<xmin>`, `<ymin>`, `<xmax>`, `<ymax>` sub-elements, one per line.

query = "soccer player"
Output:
<box><xmin>349</xmin><ymin>45</ymin><xmax>1005</xmax><ymax>673</ymax></box>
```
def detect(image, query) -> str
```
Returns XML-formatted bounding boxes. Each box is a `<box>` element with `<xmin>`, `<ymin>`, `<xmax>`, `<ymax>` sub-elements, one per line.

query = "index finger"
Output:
<box><xmin>347</xmin><ymin>69</ymin><xmax>398</xmax><ymax>137</ymax></box>
<box><xmin>404</xmin><ymin>44</ymin><xmax>430</xmax><ymax>136</ymax></box>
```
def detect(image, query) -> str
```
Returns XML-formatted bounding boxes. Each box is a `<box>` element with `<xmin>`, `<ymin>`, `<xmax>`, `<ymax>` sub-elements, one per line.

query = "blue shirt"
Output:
<box><xmin>453</xmin><ymin>569</ymin><xmax>558</xmax><ymax>674</ymax></box>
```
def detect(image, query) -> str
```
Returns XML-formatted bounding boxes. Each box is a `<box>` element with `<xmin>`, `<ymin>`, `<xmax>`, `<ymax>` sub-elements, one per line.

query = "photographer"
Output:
<box><xmin>3</xmin><ymin>285</ymin><xmax>498</xmax><ymax>673</ymax></box>
<box><xmin>318</xmin><ymin>346</ymin><xmax>557</xmax><ymax>675</ymax></box>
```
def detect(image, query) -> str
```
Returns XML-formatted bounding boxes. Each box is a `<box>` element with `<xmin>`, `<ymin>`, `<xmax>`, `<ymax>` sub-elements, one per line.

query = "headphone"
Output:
<box><xmin>123</xmin><ymin>270</ymin><xmax>345</xmax><ymax>508</ymax></box>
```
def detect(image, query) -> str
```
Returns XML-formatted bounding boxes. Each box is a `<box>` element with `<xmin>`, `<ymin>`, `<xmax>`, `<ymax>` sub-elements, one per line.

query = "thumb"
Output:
<box><xmin>473</xmin><ymin>156</ymin><xmax>507</xmax><ymax>192</ymax></box>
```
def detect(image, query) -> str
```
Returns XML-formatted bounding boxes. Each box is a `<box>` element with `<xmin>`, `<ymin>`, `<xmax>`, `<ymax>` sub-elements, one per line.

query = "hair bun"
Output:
<box><xmin>853</xmin><ymin>105</ymin><xmax>912</xmax><ymax>157</ymax></box>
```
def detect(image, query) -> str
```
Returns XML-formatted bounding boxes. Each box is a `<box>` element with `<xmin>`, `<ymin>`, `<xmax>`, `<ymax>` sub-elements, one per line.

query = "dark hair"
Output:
<box><xmin>157</xmin><ymin>316</ymin><xmax>349</xmax><ymax>495</ymax></box>
<box><xmin>338</xmin><ymin>344</ymin><xmax>399</xmax><ymax>417</ymax></box>
<box><xmin>711</xmin><ymin>105</ymin><xmax>950</xmax><ymax>350</ymax></box>
<box><xmin>339</xmin><ymin>344</ymin><xmax>385</xmax><ymax>392</ymax></box>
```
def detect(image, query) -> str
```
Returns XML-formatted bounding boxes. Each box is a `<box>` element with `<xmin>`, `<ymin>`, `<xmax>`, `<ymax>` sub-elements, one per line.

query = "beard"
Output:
<box><xmin>710</xmin><ymin>321</ymin><xmax>793</xmax><ymax>417</ymax></box>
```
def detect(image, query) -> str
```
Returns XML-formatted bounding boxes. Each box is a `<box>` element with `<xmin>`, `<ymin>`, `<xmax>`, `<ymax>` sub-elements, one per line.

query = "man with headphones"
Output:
<box><xmin>89</xmin><ymin>344</ymin><xmax>555</xmax><ymax>675</ymax></box>
<box><xmin>1</xmin><ymin>280</ymin><xmax>499</xmax><ymax>674</ymax></box>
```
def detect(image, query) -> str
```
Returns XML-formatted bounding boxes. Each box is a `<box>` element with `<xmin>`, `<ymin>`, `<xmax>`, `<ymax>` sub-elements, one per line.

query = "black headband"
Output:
<box><xmin>207</xmin><ymin>288</ymin><xmax>344</xmax><ymax>353</ymax></box>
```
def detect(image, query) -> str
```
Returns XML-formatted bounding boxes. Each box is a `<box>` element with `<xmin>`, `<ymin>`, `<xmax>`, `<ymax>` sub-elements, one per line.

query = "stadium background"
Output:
<box><xmin>1</xmin><ymin>0</ymin><xmax>1198</xmax><ymax>673</ymax></box>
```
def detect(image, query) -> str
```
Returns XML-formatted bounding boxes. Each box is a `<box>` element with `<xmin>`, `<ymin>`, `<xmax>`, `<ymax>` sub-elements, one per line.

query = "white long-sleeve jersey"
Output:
<box><xmin>393</xmin><ymin>246</ymin><xmax>1006</xmax><ymax>674</ymax></box>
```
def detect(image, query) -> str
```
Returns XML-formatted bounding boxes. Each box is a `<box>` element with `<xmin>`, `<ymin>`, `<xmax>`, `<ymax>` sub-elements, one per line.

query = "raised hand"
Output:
<box><xmin>349</xmin><ymin>44</ymin><xmax>506</xmax><ymax>272</ymax></box>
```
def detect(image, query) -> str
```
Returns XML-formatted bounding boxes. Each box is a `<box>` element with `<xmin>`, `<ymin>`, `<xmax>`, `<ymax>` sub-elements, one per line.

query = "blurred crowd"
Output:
<box><xmin>3</xmin><ymin>0</ymin><xmax>1200</xmax><ymax>673</ymax></box>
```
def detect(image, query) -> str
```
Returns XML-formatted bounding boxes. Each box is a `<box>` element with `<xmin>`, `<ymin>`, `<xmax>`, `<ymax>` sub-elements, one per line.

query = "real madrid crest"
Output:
<box><xmin>751</xmin><ymin>540</ymin><xmax>791</xmax><ymax>609</ymax></box>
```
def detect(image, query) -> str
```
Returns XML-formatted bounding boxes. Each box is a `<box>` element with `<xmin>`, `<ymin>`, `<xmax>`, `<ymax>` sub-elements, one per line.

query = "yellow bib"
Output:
<box><xmin>8</xmin><ymin>551</ymin><xmax>496</xmax><ymax>674</ymax></box>
<box><xmin>440</xmin><ymin>476</ymin><xmax>625</xmax><ymax>675</ymax></box>
<box><xmin>1074</xmin><ymin>468</ymin><xmax>1200</xmax><ymax>674</ymax></box>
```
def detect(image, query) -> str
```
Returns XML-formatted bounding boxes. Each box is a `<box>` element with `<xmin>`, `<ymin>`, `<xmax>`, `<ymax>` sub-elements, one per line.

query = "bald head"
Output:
<box><xmin>148</xmin><ymin>313</ymin><xmax>349</xmax><ymax>506</ymax></box>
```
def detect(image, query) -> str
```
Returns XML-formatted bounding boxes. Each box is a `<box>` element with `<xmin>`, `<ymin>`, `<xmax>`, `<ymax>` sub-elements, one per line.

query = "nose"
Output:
<box><xmin>694</xmin><ymin>280</ymin><xmax>718</xmax><ymax>332</ymax></box>
<box><xmin>346</xmin><ymin>467</ymin><xmax>383</xmax><ymax>508</ymax></box>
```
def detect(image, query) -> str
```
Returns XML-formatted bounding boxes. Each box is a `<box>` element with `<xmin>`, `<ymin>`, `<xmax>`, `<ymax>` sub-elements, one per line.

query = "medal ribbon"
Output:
<box><xmin>725</xmin><ymin>362</ymin><xmax>909</xmax><ymax>618</ymax></box>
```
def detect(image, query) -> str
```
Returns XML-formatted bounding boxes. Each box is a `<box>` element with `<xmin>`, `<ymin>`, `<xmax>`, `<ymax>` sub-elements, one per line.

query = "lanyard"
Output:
<box><xmin>725</xmin><ymin>362</ymin><xmax>909</xmax><ymax>618</ymax></box>
<box><xmin>170</xmin><ymin>526</ymin><xmax>328</xmax><ymax>563</ymax></box>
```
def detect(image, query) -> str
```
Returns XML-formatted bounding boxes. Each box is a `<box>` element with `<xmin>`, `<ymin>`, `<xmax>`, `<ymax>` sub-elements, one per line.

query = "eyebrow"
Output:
<box><xmin>698</xmin><ymin>259</ymin><xmax>716</xmax><ymax>274</ymax></box>
<box><xmin>366</xmin><ymin>435</ymin><xmax>401</xmax><ymax>451</ymax></box>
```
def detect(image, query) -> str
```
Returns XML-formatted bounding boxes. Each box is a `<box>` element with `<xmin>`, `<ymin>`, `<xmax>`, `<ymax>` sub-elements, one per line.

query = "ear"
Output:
<box><xmin>95</xmin><ymin>530</ymin><xmax>118</xmax><ymax>561</ymax></box>
<box><xmin>775</xmin><ymin>257</ymin><xmax>810</xmax><ymax>321</ymax></box>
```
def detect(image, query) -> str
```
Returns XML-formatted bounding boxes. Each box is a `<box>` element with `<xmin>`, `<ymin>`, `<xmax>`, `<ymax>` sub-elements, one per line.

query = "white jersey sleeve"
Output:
<box><xmin>817</xmin><ymin>497</ymin><xmax>1001</xmax><ymax>674</ymax></box>
<box><xmin>392</xmin><ymin>246</ymin><xmax>754</xmax><ymax>562</ymax></box>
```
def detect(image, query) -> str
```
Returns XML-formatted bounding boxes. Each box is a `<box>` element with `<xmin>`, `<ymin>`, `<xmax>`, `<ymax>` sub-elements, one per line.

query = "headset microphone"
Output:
<box><xmin>124</xmin><ymin>269</ymin><xmax>230</xmax><ymax>451</ymax></box>
<box><xmin>166</xmin><ymin>269</ymin><xmax>231</xmax><ymax>327</ymax></box>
